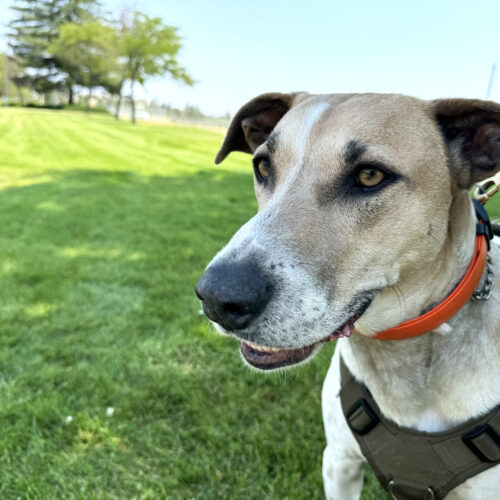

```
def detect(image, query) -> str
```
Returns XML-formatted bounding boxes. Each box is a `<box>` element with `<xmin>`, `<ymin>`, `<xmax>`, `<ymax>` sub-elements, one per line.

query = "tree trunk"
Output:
<box><xmin>3</xmin><ymin>53</ymin><xmax>9</xmax><ymax>106</ymax></box>
<box><xmin>68</xmin><ymin>84</ymin><xmax>74</xmax><ymax>105</ymax></box>
<box><xmin>87</xmin><ymin>86</ymin><xmax>92</xmax><ymax>113</ymax></box>
<box><xmin>130</xmin><ymin>78</ymin><xmax>136</xmax><ymax>124</ymax></box>
<box><xmin>114</xmin><ymin>91</ymin><xmax>122</xmax><ymax>120</ymax></box>
<box><xmin>15</xmin><ymin>83</ymin><xmax>24</xmax><ymax>105</ymax></box>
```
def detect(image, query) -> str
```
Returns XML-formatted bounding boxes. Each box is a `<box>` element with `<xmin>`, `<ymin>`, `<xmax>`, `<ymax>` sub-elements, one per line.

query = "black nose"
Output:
<box><xmin>195</xmin><ymin>259</ymin><xmax>273</xmax><ymax>331</ymax></box>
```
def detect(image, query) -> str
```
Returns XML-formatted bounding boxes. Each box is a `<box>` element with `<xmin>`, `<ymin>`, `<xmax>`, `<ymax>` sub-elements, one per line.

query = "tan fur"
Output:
<box><xmin>209</xmin><ymin>92</ymin><xmax>500</xmax><ymax>498</ymax></box>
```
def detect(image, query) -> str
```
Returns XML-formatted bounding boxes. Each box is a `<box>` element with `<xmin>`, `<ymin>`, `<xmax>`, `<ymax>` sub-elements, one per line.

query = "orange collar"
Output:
<box><xmin>369</xmin><ymin>201</ymin><xmax>492</xmax><ymax>341</ymax></box>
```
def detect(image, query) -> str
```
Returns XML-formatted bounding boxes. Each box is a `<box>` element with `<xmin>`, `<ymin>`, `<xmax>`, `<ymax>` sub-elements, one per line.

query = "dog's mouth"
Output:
<box><xmin>240</xmin><ymin>313</ymin><xmax>361</xmax><ymax>371</ymax></box>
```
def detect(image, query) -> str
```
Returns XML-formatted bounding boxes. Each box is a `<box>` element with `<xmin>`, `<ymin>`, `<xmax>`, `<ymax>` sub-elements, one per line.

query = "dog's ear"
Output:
<box><xmin>431</xmin><ymin>98</ymin><xmax>500</xmax><ymax>189</ymax></box>
<box><xmin>215</xmin><ymin>92</ymin><xmax>307</xmax><ymax>164</ymax></box>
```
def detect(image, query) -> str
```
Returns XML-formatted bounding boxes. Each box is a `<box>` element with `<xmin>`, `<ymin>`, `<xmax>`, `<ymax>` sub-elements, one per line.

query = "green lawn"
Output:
<box><xmin>0</xmin><ymin>108</ymin><xmax>497</xmax><ymax>499</ymax></box>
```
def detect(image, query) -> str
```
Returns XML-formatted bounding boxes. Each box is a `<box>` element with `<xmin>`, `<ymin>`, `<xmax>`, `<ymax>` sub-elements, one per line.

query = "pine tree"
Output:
<box><xmin>8</xmin><ymin>0</ymin><xmax>101</xmax><ymax>103</ymax></box>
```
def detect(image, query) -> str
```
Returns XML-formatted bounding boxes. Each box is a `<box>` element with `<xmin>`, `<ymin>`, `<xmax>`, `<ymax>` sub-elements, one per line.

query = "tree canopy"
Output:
<box><xmin>8</xmin><ymin>0</ymin><xmax>101</xmax><ymax>100</ymax></box>
<box><xmin>48</xmin><ymin>21</ymin><xmax>118</xmax><ymax>109</ymax></box>
<box><xmin>120</xmin><ymin>12</ymin><xmax>194</xmax><ymax>123</ymax></box>
<box><xmin>6</xmin><ymin>1</ymin><xmax>194</xmax><ymax>121</ymax></box>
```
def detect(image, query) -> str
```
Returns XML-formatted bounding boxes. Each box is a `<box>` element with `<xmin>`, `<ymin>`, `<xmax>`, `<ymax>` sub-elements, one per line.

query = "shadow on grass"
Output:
<box><xmin>0</xmin><ymin>167</ymin><xmax>389</xmax><ymax>498</ymax></box>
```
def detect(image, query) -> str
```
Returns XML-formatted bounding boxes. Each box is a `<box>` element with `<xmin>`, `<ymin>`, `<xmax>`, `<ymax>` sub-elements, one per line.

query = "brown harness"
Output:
<box><xmin>339</xmin><ymin>178</ymin><xmax>500</xmax><ymax>499</ymax></box>
<box><xmin>340</xmin><ymin>359</ymin><xmax>500</xmax><ymax>500</ymax></box>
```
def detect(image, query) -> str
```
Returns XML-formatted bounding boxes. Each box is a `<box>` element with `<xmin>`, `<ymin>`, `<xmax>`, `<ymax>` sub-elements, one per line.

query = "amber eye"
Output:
<box><xmin>356</xmin><ymin>167</ymin><xmax>385</xmax><ymax>188</ymax></box>
<box><xmin>256</xmin><ymin>158</ymin><xmax>270</xmax><ymax>180</ymax></box>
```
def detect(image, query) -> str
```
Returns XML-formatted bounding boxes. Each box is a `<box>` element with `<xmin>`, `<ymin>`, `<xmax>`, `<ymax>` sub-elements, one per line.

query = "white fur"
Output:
<box><xmin>323</xmin><ymin>237</ymin><xmax>500</xmax><ymax>499</ymax></box>
<box><xmin>291</xmin><ymin>100</ymin><xmax>330</xmax><ymax>163</ymax></box>
<box><xmin>410</xmin><ymin>409</ymin><xmax>452</xmax><ymax>433</ymax></box>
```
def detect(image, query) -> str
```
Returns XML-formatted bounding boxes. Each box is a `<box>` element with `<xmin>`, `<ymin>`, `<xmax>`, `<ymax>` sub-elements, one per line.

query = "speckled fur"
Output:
<box><xmin>209</xmin><ymin>93</ymin><xmax>500</xmax><ymax>499</ymax></box>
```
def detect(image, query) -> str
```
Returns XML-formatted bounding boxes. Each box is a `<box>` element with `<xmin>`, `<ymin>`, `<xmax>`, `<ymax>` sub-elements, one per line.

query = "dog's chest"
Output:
<box><xmin>410</xmin><ymin>409</ymin><xmax>450</xmax><ymax>432</ymax></box>
<box><xmin>338</xmin><ymin>326</ymin><xmax>500</xmax><ymax>432</ymax></box>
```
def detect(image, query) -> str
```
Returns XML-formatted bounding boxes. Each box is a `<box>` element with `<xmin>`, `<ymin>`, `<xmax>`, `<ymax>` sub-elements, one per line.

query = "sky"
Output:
<box><xmin>1</xmin><ymin>0</ymin><xmax>500</xmax><ymax>116</ymax></box>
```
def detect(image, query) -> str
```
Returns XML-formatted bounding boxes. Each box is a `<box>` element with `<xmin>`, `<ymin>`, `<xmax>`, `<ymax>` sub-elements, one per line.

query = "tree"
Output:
<box><xmin>8</xmin><ymin>57</ymin><xmax>31</xmax><ymax>104</ymax></box>
<box><xmin>59</xmin><ymin>0</ymin><xmax>101</xmax><ymax>23</ymax></box>
<box><xmin>8</xmin><ymin>0</ymin><xmax>101</xmax><ymax>104</ymax></box>
<box><xmin>9</xmin><ymin>0</ymin><xmax>62</xmax><ymax>100</ymax></box>
<box><xmin>54</xmin><ymin>0</ymin><xmax>103</xmax><ymax>104</ymax></box>
<box><xmin>0</xmin><ymin>53</ymin><xmax>31</xmax><ymax>104</ymax></box>
<box><xmin>100</xmin><ymin>70</ymin><xmax>126</xmax><ymax>119</ymax></box>
<box><xmin>48</xmin><ymin>21</ymin><xmax>118</xmax><ymax>111</ymax></box>
<box><xmin>120</xmin><ymin>12</ymin><xmax>194</xmax><ymax>124</ymax></box>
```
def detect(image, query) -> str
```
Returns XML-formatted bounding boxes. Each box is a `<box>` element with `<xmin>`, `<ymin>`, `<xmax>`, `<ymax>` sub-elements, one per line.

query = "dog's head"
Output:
<box><xmin>196</xmin><ymin>92</ymin><xmax>500</xmax><ymax>370</ymax></box>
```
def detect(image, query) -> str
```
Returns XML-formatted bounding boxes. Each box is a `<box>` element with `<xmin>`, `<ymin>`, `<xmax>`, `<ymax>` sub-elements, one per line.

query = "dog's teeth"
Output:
<box><xmin>245</xmin><ymin>341</ymin><xmax>282</xmax><ymax>352</ymax></box>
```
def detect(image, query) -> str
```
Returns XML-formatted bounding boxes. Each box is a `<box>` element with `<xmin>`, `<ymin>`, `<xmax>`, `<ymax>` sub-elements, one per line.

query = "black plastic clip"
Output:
<box><xmin>462</xmin><ymin>424</ymin><xmax>500</xmax><ymax>463</ymax></box>
<box><xmin>346</xmin><ymin>398</ymin><xmax>379</xmax><ymax>435</ymax></box>
<box><xmin>473</xmin><ymin>199</ymin><xmax>493</xmax><ymax>251</ymax></box>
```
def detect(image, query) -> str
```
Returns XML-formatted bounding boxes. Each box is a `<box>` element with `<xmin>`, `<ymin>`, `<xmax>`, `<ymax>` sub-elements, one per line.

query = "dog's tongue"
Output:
<box><xmin>322</xmin><ymin>316</ymin><xmax>356</xmax><ymax>342</ymax></box>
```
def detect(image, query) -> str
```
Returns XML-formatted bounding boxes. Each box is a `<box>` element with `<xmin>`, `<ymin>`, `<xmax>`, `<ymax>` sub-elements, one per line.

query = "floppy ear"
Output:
<box><xmin>214</xmin><ymin>92</ymin><xmax>307</xmax><ymax>164</ymax></box>
<box><xmin>431</xmin><ymin>98</ymin><xmax>500</xmax><ymax>189</ymax></box>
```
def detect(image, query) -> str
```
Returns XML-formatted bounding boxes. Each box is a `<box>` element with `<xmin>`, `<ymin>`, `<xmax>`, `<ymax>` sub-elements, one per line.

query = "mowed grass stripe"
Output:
<box><xmin>0</xmin><ymin>109</ymin><xmax>222</xmax><ymax>175</ymax></box>
<box><xmin>0</xmin><ymin>107</ymin><xmax>348</xmax><ymax>499</ymax></box>
<box><xmin>2</xmin><ymin>107</ymin><xmax>494</xmax><ymax>499</ymax></box>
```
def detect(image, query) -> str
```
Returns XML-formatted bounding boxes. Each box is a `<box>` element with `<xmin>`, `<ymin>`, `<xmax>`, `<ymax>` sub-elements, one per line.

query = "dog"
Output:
<box><xmin>195</xmin><ymin>92</ymin><xmax>500</xmax><ymax>499</ymax></box>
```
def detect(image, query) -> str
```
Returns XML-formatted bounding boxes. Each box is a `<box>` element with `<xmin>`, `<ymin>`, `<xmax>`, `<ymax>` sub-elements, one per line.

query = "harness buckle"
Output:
<box><xmin>462</xmin><ymin>424</ymin><xmax>500</xmax><ymax>463</ymax></box>
<box><xmin>387</xmin><ymin>480</ymin><xmax>435</xmax><ymax>500</ymax></box>
<box><xmin>346</xmin><ymin>398</ymin><xmax>379</xmax><ymax>435</ymax></box>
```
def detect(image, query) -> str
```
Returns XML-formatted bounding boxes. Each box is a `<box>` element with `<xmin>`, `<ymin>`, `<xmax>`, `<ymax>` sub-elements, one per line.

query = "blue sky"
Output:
<box><xmin>1</xmin><ymin>0</ymin><xmax>500</xmax><ymax>115</ymax></box>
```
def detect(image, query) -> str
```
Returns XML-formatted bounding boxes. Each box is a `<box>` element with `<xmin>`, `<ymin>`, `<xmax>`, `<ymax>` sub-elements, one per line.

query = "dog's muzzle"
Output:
<box><xmin>195</xmin><ymin>259</ymin><xmax>274</xmax><ymax>331</ymax></box>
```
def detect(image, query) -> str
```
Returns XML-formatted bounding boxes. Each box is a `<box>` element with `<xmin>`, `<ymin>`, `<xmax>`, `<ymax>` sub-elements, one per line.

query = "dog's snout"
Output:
<box><xmin>195</xmin><ymin>260</ymin><xmax>273</xmax><ymax>331</ymax></box>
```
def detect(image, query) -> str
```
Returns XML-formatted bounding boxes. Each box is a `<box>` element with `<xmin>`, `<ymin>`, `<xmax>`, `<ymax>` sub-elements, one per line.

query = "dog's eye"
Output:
<box><xmin>257</xmin><ymin>158</ymin><xmax>270</xmax><ymax>178</ymax></box>
<box><xmin>356</xmin><ymin>167</ymin><xmax>385</xmax><ymax>188</ymax></box>
<box><xmin>255</xmin><ymin>158</ymin><xmax>271</xmax><ymax>182</ymax></box>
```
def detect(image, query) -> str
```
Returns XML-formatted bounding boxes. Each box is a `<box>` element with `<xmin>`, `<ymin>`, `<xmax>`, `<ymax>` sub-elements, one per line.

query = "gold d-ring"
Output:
<box><xmin>473</xmin><ymin>171</ymin><xmax>500</xmax><ymax>204</ymax></box>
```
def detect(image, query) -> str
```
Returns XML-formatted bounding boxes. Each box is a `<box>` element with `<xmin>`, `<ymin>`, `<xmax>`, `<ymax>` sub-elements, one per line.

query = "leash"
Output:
<box><xmin>369</xmin><ymin>172</ymin><xmax>499</xmax><ymax>341</ymax></box>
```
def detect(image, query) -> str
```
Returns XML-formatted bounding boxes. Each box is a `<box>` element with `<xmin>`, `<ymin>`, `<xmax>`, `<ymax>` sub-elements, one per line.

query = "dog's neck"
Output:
<box><xmin>355</xmin><ymin>191</ymin><xmax>478</xmax><ymax>336</ymax></box>
<box><xmin>340</xmin><ymin>192</ymin><xmax>500</xmax><ymax>432</ymax></box>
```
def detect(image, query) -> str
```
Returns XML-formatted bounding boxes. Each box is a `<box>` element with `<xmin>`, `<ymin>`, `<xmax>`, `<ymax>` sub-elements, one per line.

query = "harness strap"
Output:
<box><xmin>340</xmin><ymin>358</ymin><xmax>500</xmax><ymax>500</ymax></box>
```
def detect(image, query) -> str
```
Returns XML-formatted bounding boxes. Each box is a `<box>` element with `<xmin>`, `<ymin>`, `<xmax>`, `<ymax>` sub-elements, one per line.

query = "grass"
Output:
<box><xmin>0</xmin><ymin>107</ymin><xmax>498</xmax><ymax>499</ymax></box>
